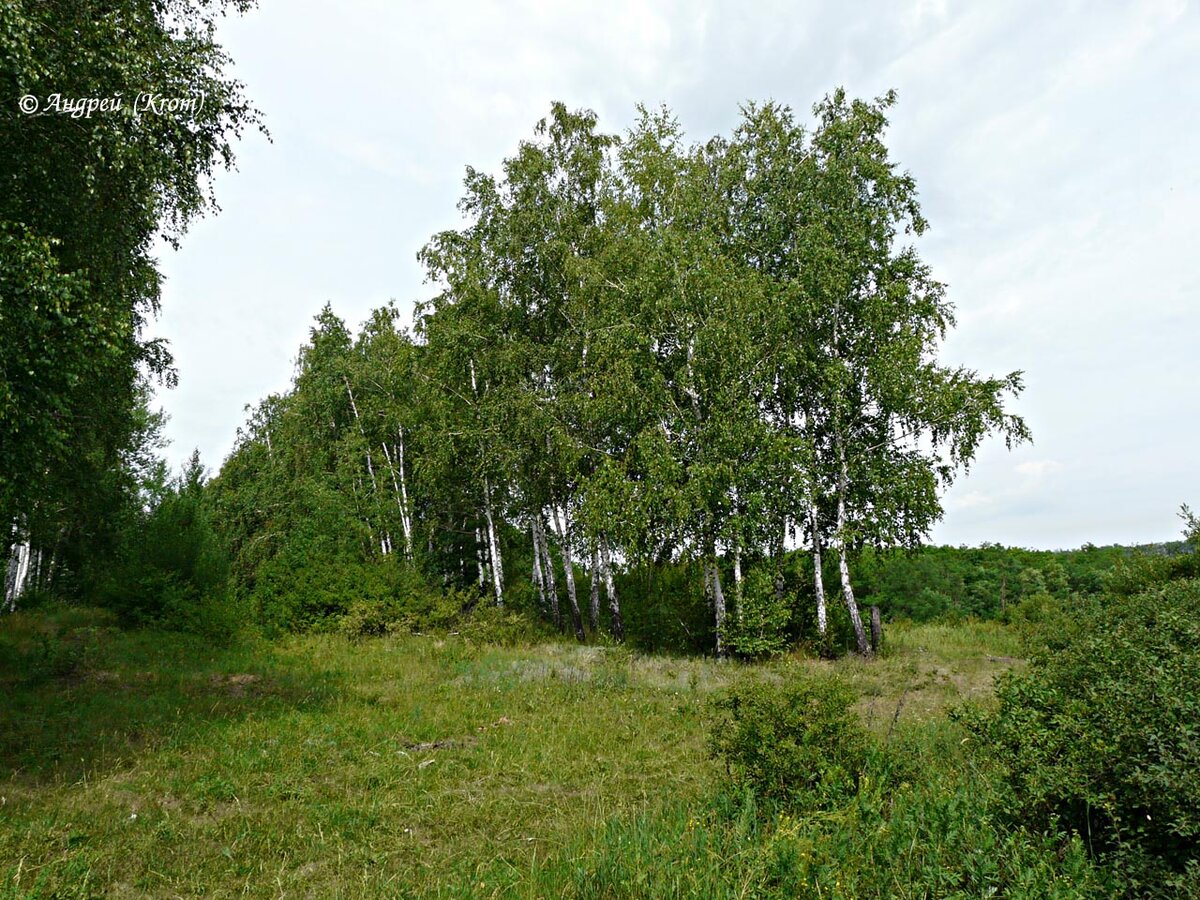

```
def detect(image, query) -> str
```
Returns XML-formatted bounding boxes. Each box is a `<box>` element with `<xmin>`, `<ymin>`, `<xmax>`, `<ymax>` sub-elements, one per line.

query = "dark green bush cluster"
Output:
<box><xmin>967</xmin><ymin>577</ymin><xmax>1200</xmax><ymax>893</ymax></box>
<box><xmin>708</xmin><ymin>674</ymin><xmax>869</xmax><ymax>810</ymax></box>
<box><xmin>91</xmin><ymin>457</ymin><xmax>240</xmax><ymax>640</ymax></box>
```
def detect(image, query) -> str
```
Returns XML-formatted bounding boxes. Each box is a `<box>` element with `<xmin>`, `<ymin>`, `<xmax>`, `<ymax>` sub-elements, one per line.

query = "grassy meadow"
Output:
<box><xmin>0</xmin><ymin>607</ymin><xmax>1080</xmax><ymax>898</ymax></box>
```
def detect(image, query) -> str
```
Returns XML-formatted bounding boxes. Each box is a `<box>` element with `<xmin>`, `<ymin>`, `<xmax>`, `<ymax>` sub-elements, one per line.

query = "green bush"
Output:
<box><xmin>965</xmin><ymin>578</ymin><xmax>1200</xmax><ymax>893</ymax></box>
<box><xmin>708</xmin><ymin>674</ymin><xmax>869</xmax><ymax>810</ymax></box>
<box><xmin>723</xmin><ymin>568</ymin><xmax>792</xmax><ymax>659</ymax></box>
<box><xmin>455</xmin><ymin>602</ymin><xmax>550</xmax><ymax>646</ymax></box>
<box><xmin>90</xmin><ymin>455</ymin><xmax>236</xmax><ymax>637</ymax></box>
<box><xmin>338</xmin><ymin>574</ymin><xmax>470</xmax><ymax>638</ymax></box>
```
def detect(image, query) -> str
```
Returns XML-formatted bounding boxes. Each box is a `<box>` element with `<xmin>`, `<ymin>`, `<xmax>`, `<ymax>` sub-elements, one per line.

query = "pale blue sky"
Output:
<box><xmin>151</xmin><ymin>0</ymin><xmax>1200</xmax><ymax>550</ymax></box>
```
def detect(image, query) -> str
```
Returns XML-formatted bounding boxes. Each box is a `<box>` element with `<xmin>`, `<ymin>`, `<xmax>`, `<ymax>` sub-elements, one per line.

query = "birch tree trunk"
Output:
<box><xmin>599</xmin><ymin>537</ymin><xmax>624</xmax><ymax>642</ymax></box>
<box><xmin>536</xmin><ymin>512</ymin><xmax>562</xmax><ymax>629</ymax></box>
<box><xmin>773</xmin><ymin>519</ymin><xmax>787</xmax><ymax>606</ymax></box>
<box><xmin>531</xmin><ymin>519</ymin><xmax>547</xmax><ymax>613</ymax></box>
<box><xmin>731</xmin><ymin>487</ymin><xmax>743</xmax><ymax>619</ymax></box>
<box><xmin>380</xmin><ymin>434</ymin><xmax>413</xmax><ymax>559</ymax></box>
<box><xmin>809</xmin><ymin>503</ymin><xmax>828</xmax><ymax>637</ymax></box>
<box><xmin>4</xmin><ymin>533</ymin><xmax>29</xmax><ymax>612</ymax></box>
<box><xmin>482</xmin><ymin>477</ymin><xmax>504</xmax><ymax>606</ymax></box>
<box><xmin>475</xmin><ymin>525</ymin><xmax>487</xmax><ymax>589</ymax></box>
<box><xmin>395</xmin><ymin>428</ymin><xmax>413</xmax><ymax>556</ymax></box>
<box><xmin>733</xmin><ymin>540</ymin><xmax>743</xmax><ymax>622</ymax></box>
<box><xmin>589</xmin><ymin>543</ymin><xmax>601</xmax><ymax>632</ymax></box>
<box><xmin>706</xmin><ymin>537</ymin><xmax>728</xmax><ymax>659</ymax></box>
<box><xmin>344</xmin><ymin>376</ymin><xmax>392</xmax><ymax>555</ymax></box>
<box><xmin>836</xmin><ymin>443</ymin><xmax>871</xmax><ymax>655</ymax></box>
<box><xmin>552</xmin><ymin>506</ymin><xmax>585</xmax><ymax>641</ymax></box>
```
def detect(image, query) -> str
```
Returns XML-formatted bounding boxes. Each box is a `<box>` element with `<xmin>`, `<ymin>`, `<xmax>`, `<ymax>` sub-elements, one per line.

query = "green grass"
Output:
<box><xmin>0</xmin><ymin>609</ymin><xmax>1070</xmax><ymax>897</ymax></box>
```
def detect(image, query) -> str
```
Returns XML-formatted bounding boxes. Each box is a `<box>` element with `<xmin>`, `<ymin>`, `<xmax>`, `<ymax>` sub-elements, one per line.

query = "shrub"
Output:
<box><xmin>455</xmin><ymin>601</ymin><xmax>549</xmax><ymax>646</ymax></box>
<box><xmin>708</xmin><ymin>674</ymin><xmax>870</xmax><ymax>810</ymax></box>
<box><xmin>723</xmin><ymin>568</ymin><xmax>792</xmax><ymax>659</ymax></box>
<box><xmin>965</xmin><ymin>578</ymin><xmax>1200</xmax><ymax>893</ymax></box>
<box><xmin>338</xmin><ymin>577</ymin><xmax>471</xmax><ymax>638</ymax></box>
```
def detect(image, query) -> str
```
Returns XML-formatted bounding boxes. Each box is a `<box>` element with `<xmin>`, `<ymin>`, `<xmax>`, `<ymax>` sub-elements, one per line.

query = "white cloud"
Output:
<box><xmin>1015</xmin><ymin>461</ymin><xmax>1064</xmax><ymax>479</ymax></box>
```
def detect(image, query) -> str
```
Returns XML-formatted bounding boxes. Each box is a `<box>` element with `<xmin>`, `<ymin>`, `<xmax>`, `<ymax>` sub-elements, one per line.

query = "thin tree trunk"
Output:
<box><xmin>773</xmin><ymin>518</ymin><xmax>787</xmax><ymax>606</ymax></box>
<box><xmin>836</xmin><ymin>444</ymin><xmax>871</xmax><ymax>655</ymax></box>
<box><xmin>536</xmin><ymin>512</ymin><xmax>562</xmax><ymax>629</ymax></box>
<box><xmin>482</xmin><ymin>477</ymin><xmax>503</xmax><ymax>606</ymax></box>
<box><xmin>809</xmin><ymin>503</ymin><xmax>828</xmax><ymax>637</ymax></box>
<box><xmin>731</xmin><ymin>487</ymin><xmax>743</xmax><ymax>620</ymax></box>
<box><xmin>589</xmin><ymin>543</ymin><xmax>601</xmax><ymax>632</ymax></box>
<box><xmin>380</xmin><ymin>435</ymin><xmax>413</xmax><ymax>560</ymax></box>
<box><xmin>733</xmin><ymin>540</ymin><xmax>743</xmax><ymax>622</ymax></box>
<box><xmin>4</xmin><ymin>532</ymin><xmax>29</xmax><ymax>612</ymax></box>
<box><xmin>599</xmin><ymin>537</ymin><xmax>624</xmax><ymax>642</ymax></box>
<box><xmin>552</xmin><ymin>506</ymin><xmax>585</xmax><ymax>642</ymax></box>
<box><xmin>475</xmin><ymin>525</ymin><xmax>487</xmax><ymax>589</ymax></box>
<box><xmin>531</xmin><ymin>519</ymin><xmax>547</xmax><ymax>613</ymax></box>
<box><xmin>345</xmin><ymin>376</ymin><xmax>392</xmax><ymax>555</ymax></box>
<box><xmin>712</xmin><ymin>561</ymin><xmax>727</xmax><ymax>659</ymax></box>
<box><xmin>2</xmin><ymin>525</ymin><xmax>16</xmax><ymax>611</ymax></box>
<box><xmin>706</xmin><ymin>535</ymin><xmax>727</xmax><ymax>659</ymax></box>
<box><xmin>396</xmin><ymin>428</ymin><xmax>413</xmax><ymax>556</ymax></box>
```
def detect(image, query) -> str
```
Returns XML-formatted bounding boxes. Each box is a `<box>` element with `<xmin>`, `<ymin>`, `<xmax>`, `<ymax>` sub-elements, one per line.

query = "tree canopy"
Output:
<box><xmin>207</xmin><ymin>92</ymin><xmax>1029</xmax><ymax>656</ymax></box>
<box><xmin>1</xmin><ymin>0</ymin><xmax>262</xmax><ymax>602</ymax></box>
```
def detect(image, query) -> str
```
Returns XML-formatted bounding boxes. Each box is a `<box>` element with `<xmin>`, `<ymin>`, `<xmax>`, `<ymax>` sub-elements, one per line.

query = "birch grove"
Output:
<box><xmin>183</xmin><ymin>94</ymin><xmax>1029</xmax><ymax>657</ymax></box>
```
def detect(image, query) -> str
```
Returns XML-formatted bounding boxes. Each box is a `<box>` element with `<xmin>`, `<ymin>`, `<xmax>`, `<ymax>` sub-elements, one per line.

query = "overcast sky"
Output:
<box><xmin>150</xmin><ymin>0</ymin><xmax>1199</xmax><ymax>551</ymax></box>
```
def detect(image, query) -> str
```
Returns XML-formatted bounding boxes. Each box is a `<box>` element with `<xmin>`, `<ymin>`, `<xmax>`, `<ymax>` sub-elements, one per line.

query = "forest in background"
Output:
<box><xmin>4</xmin><ymin>1</ymin><xmax>1200</xmax><ymax>894</ymax></box>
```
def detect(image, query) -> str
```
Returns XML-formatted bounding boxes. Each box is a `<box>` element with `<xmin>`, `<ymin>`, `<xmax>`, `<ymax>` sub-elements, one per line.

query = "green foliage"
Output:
<box><xmin>617</xmin><ymin>560</ymin><xmax>713</xmax><ymax>655</ymax></box>
<box><xmin>965</xmin><ymin>577</ymin><xmax>1200</xmax><ymax>893</ymax></box>
<box><xmin>999</xmin><ymin>591</ymin><xmax>1068</xmax><ymax>643</ymax></box>
<box><xmin>1</xmin><ymin>0</ymin><xmax>261</xmax><ymax>599</ymax></box>
<box><xmin>854</xmin><ymin>542</ymin><xmax>1128</xmax><ymax>623</ymax></box>
<box><xmin>89</xmin><ymin>452</ymin><xmax>239</xmax><ymax>640</ymax></box>
<box><xmin>708</xmin><ymin>674</ymin><xmax>869</xmax><ymax>810</ymax></box>
<box><xmin>470</xmin><ymin>729</ymin><xmax>1107</xmax><ymax>897</ymax></box>
<box><xmin>724</xmin><ymin>568</ymin><xmax>793</xmax><ymax>659</ymax></box>
<box><xmin>337</xmin><ymin>571</ymin><xmax>471</xmax><ymax>638</ymax></box>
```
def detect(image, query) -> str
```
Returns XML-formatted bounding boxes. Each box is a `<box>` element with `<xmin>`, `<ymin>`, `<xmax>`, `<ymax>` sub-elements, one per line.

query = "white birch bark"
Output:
<box><xmin>836</xmin><ymin>443</ymin><xmax>870</xmax><ymax>655</ymax></box>
<box><xmin>536</xmin><ymin>512</ymin><xmax>561</xmax><ymax>628</ymax></box>
<box><xmin>552</xmin><ymin>506</ymin><xmax>585</xmax><ymax>641</ymax></box>
<box><xmin>599</xmin><ymin>536</ymin><xmax>624</xmax><ymax>642</ymax></box>
<box><xmin>531</xmin><ymin>519</ymin><xmax>546</xmax><ymax>611</ymax></box>
<box><xmin>732</xmin><ymin>487</ymin><xmax>743</xmax><ymax>617</ymax></box>
<box><xmin>733</xmin><ymin>541</ymin><xmax>743</xmax><ymax>621</ymax></box>
<box><xmin>589</xmin><ymin>542</ymin><xmax>601</xmax><ymax>632</ymax></box>
<box><xmin>809</xmin><ymin>503</ymin><xmax>828</xmax><ymax>636</ymax></box>
<box><xmin>344</xmin><ymin>376</ymin><xmax>391</xmax><ymax>555</ymax></box>
<box><xmin>380</xmin><ymin>436</ymin><xmax>413</xmax><ymax>559</ymax></box>
<box><xmin>709</xmin><ymin>554</ymin><xmax>727</xmax><ymax>659</ymax></box>
<box><xmin>5</xmin><ymin>539</ymin><xmax>31</xmax><ymax>612</ymax></box>
<box><xmin>468</xmin><ymin>357</ymin><xmax>503</xmax><ymax>605</ymax></box>
<box><xmin>483</xmin><ymin>480</ymin><xmax>504</xmax><ymax>605</ymax></box>
<box><xmin>475</xmin><ymin>526</ymin><xmax>487</xmax><ymax>589</ymax></box>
